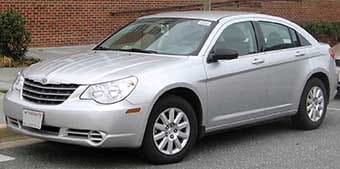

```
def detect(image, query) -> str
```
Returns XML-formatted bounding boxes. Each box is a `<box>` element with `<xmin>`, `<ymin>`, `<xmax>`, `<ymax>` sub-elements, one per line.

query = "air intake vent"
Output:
<box><xmin>7</xmin><ymin>117</ymin><xmax>20</xmax><ymax>128</ymax></box>
<box><xmin>22</xmin><ymin>79</ymin><xmax>79</xmax><ymax>105</ymax></box>
<box><xmin>67</xmin><ymin>129</ymin><xmax>105</xmax><ymax>144</ymax></box>
<box><xmin>67</xmin><ymin>129</ymin><xmax>90</xmax><ymax>138</ymax></box>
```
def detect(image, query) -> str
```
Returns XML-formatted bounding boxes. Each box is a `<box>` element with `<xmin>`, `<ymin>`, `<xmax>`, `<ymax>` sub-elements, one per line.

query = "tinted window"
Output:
<box><xmin>259</xmin><ymin>22</ymin><xmax>294</xmax><ymax>51</ymax></box>
<box><xmin>214</xmin><ymin>22</ymin><xmax>257</xmax><ymax>56</ymax></box>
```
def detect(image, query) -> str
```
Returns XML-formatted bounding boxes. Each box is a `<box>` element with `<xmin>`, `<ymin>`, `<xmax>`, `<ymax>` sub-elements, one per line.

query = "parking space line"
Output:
<box><xmin>328</xmin><ymin>107</ymin><xmax>340</xmax><ymax>111</ymax></box>
<box><xmin>0</xmin><ymin>154</ymin><xmax>15</xmax><ymax>162</ymax></box>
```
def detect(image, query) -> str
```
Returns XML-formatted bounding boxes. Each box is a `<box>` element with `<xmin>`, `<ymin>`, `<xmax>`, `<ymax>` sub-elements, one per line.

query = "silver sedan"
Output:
<box><xmin>3</xmin><ymin>11</ymin><xmax>337</xmax><ymax>164</ymax></box>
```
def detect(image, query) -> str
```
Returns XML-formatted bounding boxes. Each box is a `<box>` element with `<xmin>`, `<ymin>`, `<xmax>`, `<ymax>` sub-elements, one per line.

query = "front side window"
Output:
<box><xmin>214</xmin><ymin>22</ymin><xmax>258</xmax><ymax>56</ymax></box>
<box><xmin>95</xmin><ymin>18</ymin><xmax>215</xmax><ymax>56</ymax></box>
<box><xmin>259</xmin><ymin>22</ymin><xmax>294</xmax><ymax>51</ymax></box>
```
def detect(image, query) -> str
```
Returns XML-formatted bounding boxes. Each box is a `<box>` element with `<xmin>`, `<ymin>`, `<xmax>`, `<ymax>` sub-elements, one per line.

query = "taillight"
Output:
<box><xmin>329</xmin><ymin>48</ymin><xmax>336</xmax><ymax>60</ymax></box>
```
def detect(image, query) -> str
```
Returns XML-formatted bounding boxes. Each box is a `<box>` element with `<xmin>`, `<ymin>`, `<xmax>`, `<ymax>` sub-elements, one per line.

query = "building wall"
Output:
<box><xmin>0</xmin><ymin>0</ymin><xmax>339</xmax><ymax>47</ymax></box>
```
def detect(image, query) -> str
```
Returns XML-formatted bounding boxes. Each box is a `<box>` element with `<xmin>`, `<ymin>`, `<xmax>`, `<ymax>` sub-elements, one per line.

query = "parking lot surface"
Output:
<box><xmin>1</xmin><ymin>98</ymin><xmax>340</xmax><ymax>169</ymax></box>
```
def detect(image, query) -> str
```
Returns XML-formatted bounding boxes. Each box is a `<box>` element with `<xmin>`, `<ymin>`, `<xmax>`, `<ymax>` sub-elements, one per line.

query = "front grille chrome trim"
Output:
<box><xmin>24</xmin><ymin>80</ymin><xmax>78</xmax><ymax>90</ymax></box>
<box><xmin>22</xmin><ymin>93</ymin><xmax>67</xmax><ymax>102</ymax></box>
<box><xmin>22</xmin><ymin>78</ymin><xmax>79</xmax><ymax>105</ymax></box>
<box><xmin>23</xmin><ymin>87</ymin><xmax>71</xmax><ymax>96</ymax></box>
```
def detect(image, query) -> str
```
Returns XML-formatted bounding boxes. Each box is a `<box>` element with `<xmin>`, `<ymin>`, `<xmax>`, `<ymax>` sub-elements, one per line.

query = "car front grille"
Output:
<box><xmin>22</xmin><ymin>78</ymin><xmax>79</xmax><ymax>105</ymax></box>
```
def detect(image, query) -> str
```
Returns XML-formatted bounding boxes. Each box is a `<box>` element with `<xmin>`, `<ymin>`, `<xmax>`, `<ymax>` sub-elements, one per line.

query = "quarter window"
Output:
<box><xmin>298</xmin><ymin>33</ymin><xmax>311</xmax><ymax>46</ymax></box>
<box><xmin>214</xmin><ymin>22</ymin><xmax>257</xmax><ymax>56</ymax></box>
<box><xmin>259</xmin><ymin>22</ymin><xmax>294</xmax><ymax>51</ymax></box>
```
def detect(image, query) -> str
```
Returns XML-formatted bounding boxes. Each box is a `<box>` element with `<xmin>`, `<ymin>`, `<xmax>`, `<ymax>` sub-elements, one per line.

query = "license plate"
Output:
<box><xmin>23</xmin><ymin>110</ymin><xmax>44</xmax><ymax>129</ymax></box>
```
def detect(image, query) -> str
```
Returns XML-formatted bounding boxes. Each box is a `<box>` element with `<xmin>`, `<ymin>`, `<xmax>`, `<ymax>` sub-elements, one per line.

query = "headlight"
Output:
<box><xmin>12</xmin><ymin>72</ymin><xmax>24</xmax><ymax>91</ymax></box>
<box><xmin>80</xmin><ymin>76</ymin><xmax>138</xmax><ymax>104</ymax></box>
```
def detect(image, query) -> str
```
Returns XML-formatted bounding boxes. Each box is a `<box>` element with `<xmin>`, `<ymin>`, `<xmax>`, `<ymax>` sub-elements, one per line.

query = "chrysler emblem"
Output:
<box><xmin>41</xmin><ymin>78</ymin><xmax>48</xmax><ymax>84</ymax></box>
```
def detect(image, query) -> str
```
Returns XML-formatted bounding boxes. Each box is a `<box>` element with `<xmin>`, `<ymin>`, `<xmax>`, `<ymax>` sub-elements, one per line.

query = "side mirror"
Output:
<box><xmin>207</xmin><ymin>48</ymin><xmax>239</xmax><ymax>63</ymax></box>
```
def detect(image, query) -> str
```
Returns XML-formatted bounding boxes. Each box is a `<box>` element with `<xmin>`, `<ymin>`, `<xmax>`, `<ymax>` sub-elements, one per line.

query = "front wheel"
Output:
<box><xmin>142</xmin><ymin>95</ymin><xmax>198</xmax><ymax>164</ymax></box>
<box><xmin>292</xmin><ymin>78</ymin><xmax>327</xmax><ymax>130</ymax></box>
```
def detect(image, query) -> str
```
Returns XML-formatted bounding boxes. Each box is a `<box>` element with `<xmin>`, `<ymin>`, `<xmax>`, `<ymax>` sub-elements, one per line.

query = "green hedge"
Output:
<box><xmin>302</xmin><ymin>22</ymin><xmax>340</xmax><ymax>43</ymax></box>
<box><xmin>0</xmin><ymin>8</ymin><xmax>31</xmax><ymax>61</ymax></box>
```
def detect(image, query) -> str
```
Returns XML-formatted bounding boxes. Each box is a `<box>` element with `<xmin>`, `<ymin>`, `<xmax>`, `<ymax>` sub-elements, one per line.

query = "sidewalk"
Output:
<box><xmin>26</xmin><ymin>44</ymin><xmax>94</xmax><ymax>60</ymax></box>
<box><xmin>0</xmin><ymin>44</ymin><xmax>94</xmax><ymax>126</ymax></box>
<box><xmin>0</xmin><ymin>68</ymin><xmax>24</xmax><ymax>92</ymax></box>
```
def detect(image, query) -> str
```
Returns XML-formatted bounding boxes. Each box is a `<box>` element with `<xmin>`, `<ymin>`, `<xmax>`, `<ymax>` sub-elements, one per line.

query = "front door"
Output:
<box><xmin>205</xmin><ymin>21</ymin><xmax>270</xmax><ymax>130</ymax></box>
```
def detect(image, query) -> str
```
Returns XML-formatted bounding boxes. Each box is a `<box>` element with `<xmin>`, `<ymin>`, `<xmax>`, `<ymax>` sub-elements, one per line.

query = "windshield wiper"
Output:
<box><xmin>118</xmin><ymin>48</ymin><xmax>159</xmax><ymax>54</ymax></box>
<box><xmin>94</xmin><ymin>46</ymin><xmax>158</xmax><ymax>54</ymax></box>
<box><xmin>94</xmin><ymin>46</ymin><xmax>113</xmax><ymax>50</ymax></box>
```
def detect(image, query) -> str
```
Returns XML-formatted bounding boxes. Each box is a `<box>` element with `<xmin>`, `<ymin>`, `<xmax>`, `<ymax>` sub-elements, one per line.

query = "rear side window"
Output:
<box><xmin>259</xmin><ymin>22</ymin><xmax>294</xmax><ymax>51</ymax></box>
<box><xmin>289</xmin><ymin>29</ymin><xmax>300</xmax><ymax>47</ymax></box>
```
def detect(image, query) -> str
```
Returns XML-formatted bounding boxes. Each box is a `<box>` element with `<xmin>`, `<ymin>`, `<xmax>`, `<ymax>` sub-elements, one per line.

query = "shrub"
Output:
<box><xmin>0</xmin><ymin>8</ymin><xmax>31</xmax><ymax>61</ymax></box>
<box><xmin>302</xmin><ymin>22</ymin><xmax>340</xmax><ymax>45</ymax></box>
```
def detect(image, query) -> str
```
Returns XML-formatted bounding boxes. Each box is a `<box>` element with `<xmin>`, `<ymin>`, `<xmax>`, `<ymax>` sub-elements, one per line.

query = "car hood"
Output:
<box><xmin>23</xmin><ymin>51</ymin><xmax>185</xmax><ymax>84</ymax></box>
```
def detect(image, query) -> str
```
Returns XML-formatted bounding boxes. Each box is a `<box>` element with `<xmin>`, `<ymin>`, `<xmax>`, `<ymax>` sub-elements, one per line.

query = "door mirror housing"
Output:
<box><xmin>207</xmin><ymin>48</ymin><xmax>239</xmax><ymax>63</ymax></box>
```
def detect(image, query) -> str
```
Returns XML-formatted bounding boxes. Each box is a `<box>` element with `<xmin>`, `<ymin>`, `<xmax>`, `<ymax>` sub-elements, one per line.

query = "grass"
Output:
<box><xmin>0</xmin><ymin>56</ymin><xmax>40</xmax><ymax>68</ymax></box>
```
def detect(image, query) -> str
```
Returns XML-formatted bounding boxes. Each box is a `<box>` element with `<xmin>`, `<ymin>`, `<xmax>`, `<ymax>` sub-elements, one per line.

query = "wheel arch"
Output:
<box><xmin>150</xmin><ymin>85</ymin><xmax>205</xmax><ymax>138</ymax></box>
<box><xmin>304</xmin><ymin>71</ymin><xmax>330</xmax><ymax>103</ymax></box>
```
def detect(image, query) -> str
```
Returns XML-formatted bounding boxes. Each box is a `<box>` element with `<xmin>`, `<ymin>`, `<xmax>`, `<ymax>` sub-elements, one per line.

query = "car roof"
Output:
<box><xmin>139</xmin><ymin>11</ymin><xmax>256</xmax><ymax>21</ymax></box>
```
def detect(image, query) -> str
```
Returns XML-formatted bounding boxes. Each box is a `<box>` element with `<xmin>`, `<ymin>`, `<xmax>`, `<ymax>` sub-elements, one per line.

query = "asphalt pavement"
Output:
<box><xmin>1</xmin><ymin>98</ymin><xmax>340</xmax><ymax>169</ymax></box>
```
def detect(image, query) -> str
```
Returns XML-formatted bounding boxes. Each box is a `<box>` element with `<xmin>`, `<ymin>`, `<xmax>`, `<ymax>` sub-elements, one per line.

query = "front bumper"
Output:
<box><xmin>3</xmin><ymin>90</ymin><xmax>151</xmax><ymax>148</ymax></box>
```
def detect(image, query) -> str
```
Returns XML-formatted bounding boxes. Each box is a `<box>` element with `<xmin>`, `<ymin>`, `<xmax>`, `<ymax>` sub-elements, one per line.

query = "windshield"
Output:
<box><xmin>95</xmin><ymin>18</ymin><xmax>215</xmax><ymax>56</ymax></box>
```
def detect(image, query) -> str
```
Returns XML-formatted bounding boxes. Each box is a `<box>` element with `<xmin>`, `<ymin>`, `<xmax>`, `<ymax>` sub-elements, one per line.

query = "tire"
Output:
<box><xmin>292</xmin><ymin>78</ymin><xmax>328</xmax><ymax>130</ymax></box>
<box><xmin>142</xmin><ymin>95</ymin><xmax>198</xmax><ymax>164</ymax></box>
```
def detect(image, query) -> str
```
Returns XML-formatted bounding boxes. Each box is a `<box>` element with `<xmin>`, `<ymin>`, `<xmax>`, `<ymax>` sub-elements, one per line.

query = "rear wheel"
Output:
<box><xmin>292</xmin><ymin>78</ymin><xmax>327</xmax><ymax>130</ymax></box>
<box><xmin>142</xmin><ymin>95</ymin><xmax>198</xmax><ymax>164</ymax></box>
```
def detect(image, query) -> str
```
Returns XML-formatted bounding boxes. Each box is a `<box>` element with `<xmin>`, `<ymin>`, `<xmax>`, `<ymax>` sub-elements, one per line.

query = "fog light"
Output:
<box><xmin>88</xmin><ymin>130</ymin><xmax>105</xmax><ymax>144</ymax></box>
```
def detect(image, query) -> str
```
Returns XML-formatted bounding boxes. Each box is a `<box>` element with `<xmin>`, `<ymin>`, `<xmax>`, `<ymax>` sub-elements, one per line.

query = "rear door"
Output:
<box><xmin>255</xmin><ymin>21</ymin><xmax>314</xmax><ymax>112</ymax></box>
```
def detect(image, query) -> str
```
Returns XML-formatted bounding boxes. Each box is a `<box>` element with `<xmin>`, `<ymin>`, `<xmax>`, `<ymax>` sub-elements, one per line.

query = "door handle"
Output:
<box><xmin>295</xmin><ymin>53</ymin><xmax>306</xmax><ymax>57</ymax></box>
<box><xmin>252</xmin><ymin>58</ymin><xmax>265</xmax><ymax>65</ymax></box>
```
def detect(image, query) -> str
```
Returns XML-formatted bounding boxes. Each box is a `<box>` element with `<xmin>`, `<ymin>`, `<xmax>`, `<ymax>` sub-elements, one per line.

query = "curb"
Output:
<box><xmin>0</xmin><ymin>138</ymin><xmax>43</xmax><ymax>150</ymax></box>
<box><xmin>0</xmin><ymin>124</ymin><xmax>6</xmax><ymax>129</ymax></box>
